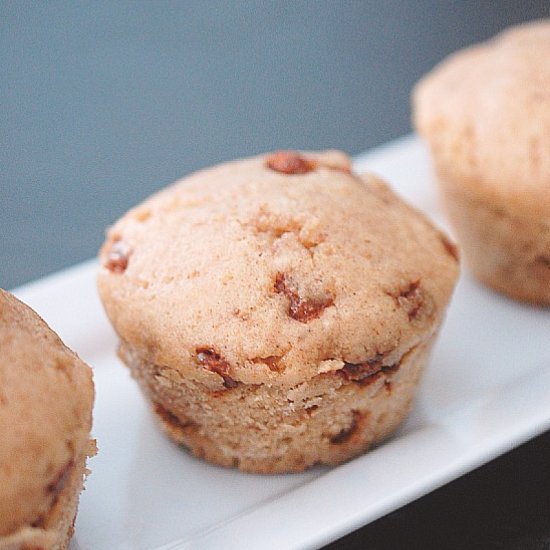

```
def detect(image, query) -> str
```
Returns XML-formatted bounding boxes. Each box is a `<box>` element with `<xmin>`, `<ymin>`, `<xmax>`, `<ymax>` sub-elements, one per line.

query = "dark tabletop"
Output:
<box><xmin>2</xmin><ymin>2</ymin><xmax>549</xmax><ymax>548</ymax></box>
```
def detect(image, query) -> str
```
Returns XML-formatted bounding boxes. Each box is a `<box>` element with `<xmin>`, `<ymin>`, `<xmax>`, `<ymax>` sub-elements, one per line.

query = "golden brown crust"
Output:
<box><xmin>98</xmin><ymin>149</ymin><xmax>458</xmax><ymax>472</ymax></box>
<box><xmin>0</xmin><ymin>290</ymin><xmax>95</xmax><ymax>548</ymax></box>
<box><xmin>122</xmin><ymin>336</ymin><xmax>435</xmax><ymax>473</ymax></box>
<box><xmin>97</xmin><ymin>151</ymin><xmax>458</xmax><ymax>389</ymax></box>
<box><xmin>0</xmin><ymin>442</ymin><xmax>96</xmax><ymax>550</ymax></box>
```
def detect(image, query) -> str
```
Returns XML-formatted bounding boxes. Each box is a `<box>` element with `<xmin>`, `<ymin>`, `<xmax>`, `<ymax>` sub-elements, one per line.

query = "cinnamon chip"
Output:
<box><xmin>266</xmin><ymin>151</ymin><xmax>315</xmax><ymax>175</ymax></box>
<box><xmin>196</xmin><ymin>347</ymin><xmax>239</xmax><ymax>389</ymax></box>
<box><xmin>105</xmin><ymin>239</ymin><xmax>131</xmax><ymax>273</ymax></box>
<box><xmin>274</xmin><ymin>273</ymin><xmax>333</xmax><ymax>323</ymax></box>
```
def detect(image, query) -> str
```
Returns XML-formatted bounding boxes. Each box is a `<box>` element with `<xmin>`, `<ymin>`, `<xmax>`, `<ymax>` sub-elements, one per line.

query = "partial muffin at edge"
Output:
<box><xmin>0</xmin><ymin>289</ymin><xmax>95</xmax><ymax>550</ymax></box>
<box><xmin>97</xmin><ymin>149</ymin><xmax>459</xmax><ymax>472</ymax></box>
<box><xmin>413</xmin><ymin>19</ymin><xmax>550</xmax><ymax>304</ymax></box>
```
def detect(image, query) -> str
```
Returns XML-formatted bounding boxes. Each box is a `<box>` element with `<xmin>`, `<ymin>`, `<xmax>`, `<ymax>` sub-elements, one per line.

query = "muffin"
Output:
<box><xmin>414</xmin><ymin>19</ymin><xmax>550</xmax><ymax>305</ymax></box>
<box><xmin>0</xmin><ymin>289</ymin><xmax>95</xmax><ymax>549</ymax></box>
<box><xmin>97</xmin><ymin>149</ymin><xmax>458</xmax><ymax>473</ymax></box>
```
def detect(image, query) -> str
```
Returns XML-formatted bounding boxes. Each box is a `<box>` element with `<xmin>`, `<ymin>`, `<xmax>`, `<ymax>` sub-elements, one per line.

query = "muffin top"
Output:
<box><xmin>414</xmin><ymin>19</ymin><xmax>550</xmax><ymax>217</ymax></box>
<box><xmin>98</xmin><ymin>150</ymin><xmax>458</xmax><ymax>388</ymax></box>
<box><xmin>0</xmin><ymin>290</ymin><xmax>94</xmax><ymax>537</ymax></box>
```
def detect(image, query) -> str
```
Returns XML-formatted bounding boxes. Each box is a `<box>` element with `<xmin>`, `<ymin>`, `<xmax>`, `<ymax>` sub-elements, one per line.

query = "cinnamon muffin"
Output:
<box><xmin>414</xmin><ymin>19</ymin><xmax>550</xmax><ymax>305</ymax></box>
<box><xmin>0</xmin><ymin>289</ymin><xmax>95</xmax><ymax>549</ymax></box>
<box><xmin>97</xmin><ymin>149</ymin><xmax>458</xmax><ymax>473</ymax></box>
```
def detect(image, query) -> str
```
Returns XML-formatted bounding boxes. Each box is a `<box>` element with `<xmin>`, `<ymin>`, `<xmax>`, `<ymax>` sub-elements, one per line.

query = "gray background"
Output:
<box><xmin>1</xmin><ymin>0</ymin><xmax>549</xmax><ymax>289</ymax></box>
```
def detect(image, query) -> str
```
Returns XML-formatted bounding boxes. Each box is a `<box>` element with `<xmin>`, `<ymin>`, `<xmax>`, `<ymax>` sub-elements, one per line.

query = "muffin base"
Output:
<box><xmin>121</xmin><ymin>337</ymin><xmax>435</xmax><ymax>474</ymax></box>
<box><xmin>438</xmin><ymin>173</ymin><xmax>550</xmax><ymax>306</ymax></box>
<box><xmin>0</xmin><ymin>442</ymin><xmax>95</xmax><ymax>550</ymax></box>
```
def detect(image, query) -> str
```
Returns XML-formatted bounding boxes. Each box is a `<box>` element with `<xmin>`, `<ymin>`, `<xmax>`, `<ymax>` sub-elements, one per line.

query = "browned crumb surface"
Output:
<box><xmin>0</xmin><ymin>289</ymin><xmax>95</xmax><ymax>548</ymax></box>
<box><xmin>97</xmin><ymin>150</ymin><xmax>458</xmax><ymax>390</ymax></box>
<box><xmin>121</xmin><ymin>336</ymin><xmax>434</xmax><ymax>473</ymax></box>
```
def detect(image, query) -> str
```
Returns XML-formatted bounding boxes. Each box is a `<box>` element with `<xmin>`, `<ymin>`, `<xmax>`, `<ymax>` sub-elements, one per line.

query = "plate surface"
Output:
<box><xmin>13</xmin><ymin>136</ymin><xmax>550</xmax><ymax>550</ymax></box>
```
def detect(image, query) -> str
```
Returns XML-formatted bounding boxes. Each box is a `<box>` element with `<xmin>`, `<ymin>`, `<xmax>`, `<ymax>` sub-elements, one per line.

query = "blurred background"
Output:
<box><xmin>1</xmin><ymin>1</ymin><xmax>549</xmax><ymax>289</ymax></box>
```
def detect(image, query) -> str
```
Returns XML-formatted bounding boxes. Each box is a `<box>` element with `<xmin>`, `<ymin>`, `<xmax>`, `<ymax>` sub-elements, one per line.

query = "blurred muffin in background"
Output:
<box><xmin>414</xmin><ymin>19</ymin><xmax>550</xmax><ymax>305</ymax></box>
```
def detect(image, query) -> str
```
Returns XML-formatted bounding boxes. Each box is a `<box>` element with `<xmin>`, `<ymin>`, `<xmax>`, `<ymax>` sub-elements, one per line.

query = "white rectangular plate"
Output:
<box><xmin>13</xmin><ymin>136</ymin><xmax>550</xmax><ymax>550</ymax></box>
